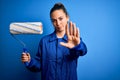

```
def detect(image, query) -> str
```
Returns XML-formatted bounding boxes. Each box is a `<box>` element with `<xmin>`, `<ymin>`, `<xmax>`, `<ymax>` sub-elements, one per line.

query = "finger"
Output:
<box><xmin>76</xmin><ymin>27</ymin><xmax>80</xmax><ymax>38</ymax></box>
<box><xmin>22</xmin><ymin>53</ymin><xmax>27</xmax><ymax>57</ymax></box>
<box><xmin>22</xmin><ymin>52</ymin><xmax>26</xmax><ymax>54</ymax></box>
<box><xmin>22</xmin><ymin>58</ymin><xmax>28</xmax><ymax>60</ymax></box>
<box><xmin>60</xmin><ymin>42</ymin><xmax>69</xmax><ymax>48</ymax></box>
<box><xmin>73</xmin><ymin>23</ymin><xmax>76</xmax><ymax>36</ymax></box>
<box><xmin>21</xmin><ymin>57</ymin><xmax>27</xmax><ymax>61</ymax></box>
<box><xmin>21</xmin><ymin>53</ymin><xmax>30</xmax><ymax>59</ymax></box>
<box><xmin>66</xmin><ymin>22</ymin><xmax>69</xmax><ymax>36</ymax></box>
<box><xmin>70</xmin><ymin>21</ymin><xmax>73</xmax><ymax>35</ymax></box>
<box><xmin>21</xmin><ymin>59</ymin><xmax>28</xmax><ymax>62</ymax></box>
<box><xmin>21</xmin><ymin>56</ymin><xmax>29</xmax><ymax>58</ymax></box>
<box><xmin>22</xmin><ymin>52</ymin><xmax>30</xmax><ymax>56</ymax></box>
<box><xmin>21</xmin><ymin>53</ymin><xmax>26</xmax><ymax>58</ymax></box>
<box><xmin>21</xmin><ymin>57</ymin><xmax>29</xmax><ymax>62</ymax></box>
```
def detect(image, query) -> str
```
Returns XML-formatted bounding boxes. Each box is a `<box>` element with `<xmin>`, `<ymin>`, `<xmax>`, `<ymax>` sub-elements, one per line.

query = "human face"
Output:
<box><xmin>51</xmin><ymin>9</ymin><xmax>69</xmax><ymax>33</ymax></box>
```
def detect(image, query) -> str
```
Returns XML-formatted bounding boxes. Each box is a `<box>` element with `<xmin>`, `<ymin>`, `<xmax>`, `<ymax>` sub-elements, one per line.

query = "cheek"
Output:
<box><xmin>52</xmin><ymin>22</ymin><xmax>57</xmax><ymax>27</ymax></box>
<box><xmin>62</xmin><ymin>18</ymin><xmax>68</xmax><ymax>25</ymax></box>
<box><xmin>63</xmin><ymin>21</ymin><xmax>67</xmax><ymax>27</ymax></box>
<box><xmin>53</xmin><ymin>22</ymin><xmax>55</xmax><ymax>26</ymax></box>
<box><xmin>53</xmin><ymin>23</ymin><xmax>58</xmax><ymax>29</ymax></box>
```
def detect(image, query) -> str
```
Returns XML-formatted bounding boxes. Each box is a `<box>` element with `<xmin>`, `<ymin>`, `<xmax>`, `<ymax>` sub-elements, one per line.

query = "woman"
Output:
<box><xmin>21</xmin><ymin>2</ymin><xmax>87</xmax><ymax>80</ymax></box>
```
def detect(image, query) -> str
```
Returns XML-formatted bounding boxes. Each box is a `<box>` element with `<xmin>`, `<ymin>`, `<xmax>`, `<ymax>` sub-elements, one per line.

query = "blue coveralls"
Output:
<box><xmin>26</xmin><ymin>31</ymin><xmax>87</xmax><ymax>80</ymax></box>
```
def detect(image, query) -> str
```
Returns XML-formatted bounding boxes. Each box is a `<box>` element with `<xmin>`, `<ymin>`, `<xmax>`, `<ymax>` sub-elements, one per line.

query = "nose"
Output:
<box><xmin>56</xmin><ymin>20</ymin><xmax>60</xmax><ymax>26</ymax></box>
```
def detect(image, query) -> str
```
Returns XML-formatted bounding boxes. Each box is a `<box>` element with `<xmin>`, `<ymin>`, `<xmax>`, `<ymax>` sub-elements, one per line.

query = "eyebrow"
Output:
<box><xmin>51</xmin><ymin>16</ymin><xmax>64</xmax><ymax>20</ymax></box>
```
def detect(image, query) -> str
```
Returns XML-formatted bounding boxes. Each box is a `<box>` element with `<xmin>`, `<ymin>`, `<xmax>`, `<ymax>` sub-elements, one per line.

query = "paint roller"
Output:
<box><xmin>10</xmin><ymin>22</ymin><xmax>43</xmax><ymax>53</ymax></box>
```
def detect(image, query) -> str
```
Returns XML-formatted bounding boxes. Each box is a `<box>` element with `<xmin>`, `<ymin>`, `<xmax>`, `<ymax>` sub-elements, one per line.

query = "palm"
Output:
<box><xmin>60</xmin><ymin>22</ymin><xmax>80</xmax><ymax>48</ymax></box>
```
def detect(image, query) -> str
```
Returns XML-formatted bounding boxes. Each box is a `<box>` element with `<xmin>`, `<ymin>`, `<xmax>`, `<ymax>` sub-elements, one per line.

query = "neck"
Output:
<box><xmin>56</xmin><ymin>30</ymin><xmax>65</xmax><ymax>38</ymax></box>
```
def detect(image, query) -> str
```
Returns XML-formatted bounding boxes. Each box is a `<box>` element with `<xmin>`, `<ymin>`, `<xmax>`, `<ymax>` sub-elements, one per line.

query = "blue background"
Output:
<box><xmin>0</xmin><ymin>0</ymin><xmax>120</xmax><ymax>80</ymax></box>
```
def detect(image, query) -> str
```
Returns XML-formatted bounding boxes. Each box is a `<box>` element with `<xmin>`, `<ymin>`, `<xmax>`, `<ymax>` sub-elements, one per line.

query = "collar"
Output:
<box><xmin>49</xmin><ymin>31</ymin><xmax>68</xmax><ymax>42</ymax></box>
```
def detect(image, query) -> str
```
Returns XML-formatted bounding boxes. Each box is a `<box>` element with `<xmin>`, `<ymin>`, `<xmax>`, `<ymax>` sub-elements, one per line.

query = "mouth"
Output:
<box><xmin>56</xmin><ymin>25</ymin><xmax>61</xmax><ymax>29</ymax></box>
<box><xmin>55</xmin><ymin>26</ymin><xmax>62</xmax><ymax>31</ymax></box>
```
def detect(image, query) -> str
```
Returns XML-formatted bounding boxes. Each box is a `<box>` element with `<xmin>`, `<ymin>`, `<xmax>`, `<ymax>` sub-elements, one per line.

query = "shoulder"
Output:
<box><xmin>42</xmin><ymin>32</ymin><xmax>54</xmax><ymax>40</ymax></box>
<box><xmin>40</xmin><ymin>32</ymin><xmax>55</xmax><ymax>43</ymax></box>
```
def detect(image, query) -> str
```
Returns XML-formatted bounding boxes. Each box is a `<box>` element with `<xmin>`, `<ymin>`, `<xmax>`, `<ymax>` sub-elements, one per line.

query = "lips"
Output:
<box><xmin>56</xmin><ymin>26</ymin><xmax>61</xmax><ymax>29</ymax></box>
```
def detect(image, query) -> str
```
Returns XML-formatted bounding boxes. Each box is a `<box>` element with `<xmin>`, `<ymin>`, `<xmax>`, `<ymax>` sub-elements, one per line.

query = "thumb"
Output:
<box><xmin>26</xmin><ymin>53</ymin><xmax>30</xmax><ymax>57</ymax></box>
<box><xmin>26</xmin><ymin>53</ymin><xmax>31</xmax><ymax>62</ymax></box>
<box><xmin>60</xmin><ymin>42</ymin><xmax>69</xmax><ymax>48</ymax></box>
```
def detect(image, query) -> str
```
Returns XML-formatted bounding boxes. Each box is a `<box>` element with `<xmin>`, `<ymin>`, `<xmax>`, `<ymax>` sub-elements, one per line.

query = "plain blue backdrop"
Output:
<box><xmin>0</xmin><ymin>0</ymin><xmax>120</xmax><ymax>80</ymax></box>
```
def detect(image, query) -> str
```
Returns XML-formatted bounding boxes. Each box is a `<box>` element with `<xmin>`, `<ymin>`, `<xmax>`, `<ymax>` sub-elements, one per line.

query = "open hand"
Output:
<box><xmin>60</xmin><ymin>21</ymin><xmax>80</xmax><ymax>48</ymax></box>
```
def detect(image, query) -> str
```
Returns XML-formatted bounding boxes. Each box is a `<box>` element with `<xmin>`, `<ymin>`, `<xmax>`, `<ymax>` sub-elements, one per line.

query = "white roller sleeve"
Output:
<box><xmin>10</xmin><ymin>22</ymin><xmax>43</xmax><ymax>34</ymax></box>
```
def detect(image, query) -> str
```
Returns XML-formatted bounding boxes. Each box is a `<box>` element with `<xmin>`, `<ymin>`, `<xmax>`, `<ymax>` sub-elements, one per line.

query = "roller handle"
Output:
<box><xmin>23</xmin><ymin>47</ymin><xmax>28</xmax><ymax>53</ymax></box>
<box><xmin>23</xmin><ymin>47</ymin><xmax>29</xmax><ymax>66</ymax></box>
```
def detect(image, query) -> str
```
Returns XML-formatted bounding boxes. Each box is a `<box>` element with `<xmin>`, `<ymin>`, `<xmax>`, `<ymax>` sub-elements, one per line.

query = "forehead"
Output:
<box><xmin>51</xmin><ymin>9</ymin><xmax>66</xmax><ymax>19</ymax></box>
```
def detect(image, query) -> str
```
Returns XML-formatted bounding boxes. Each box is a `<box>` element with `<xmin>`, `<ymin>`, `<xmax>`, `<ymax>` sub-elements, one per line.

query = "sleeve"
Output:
<box><xmin>24</xmin><ymin>40</ymin><xmax>42</xmax><ymax>72</ymax></box>
<box><xmin>69</xmin><ymin>38</ymin><xmax>87</xmax><ymax>59</ymax></box>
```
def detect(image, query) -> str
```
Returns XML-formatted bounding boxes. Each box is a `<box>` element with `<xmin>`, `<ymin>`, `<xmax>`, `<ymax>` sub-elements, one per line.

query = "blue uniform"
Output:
<box><xmin>25</xmin><ymin>31</ymin><xmax>87</xmax><ymax>80</ymax></box>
